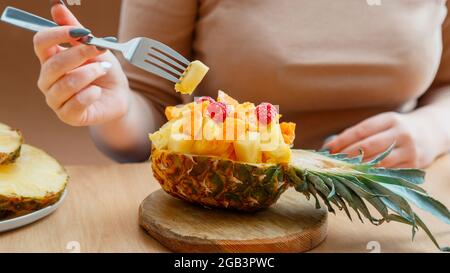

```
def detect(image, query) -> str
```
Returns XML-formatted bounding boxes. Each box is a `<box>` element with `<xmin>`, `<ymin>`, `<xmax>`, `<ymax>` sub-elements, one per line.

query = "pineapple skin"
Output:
<box><xmin>0</xmin><ymin>191</ymin><xmax>64</xmax><ymax>220</ymax></box>
<box><xmin>0</xmin><ymin>124</ymin><xmax>23</xmax><ymax>165</ymax></box>
<box><xmin>0</xmin><ymin>145</ymin><xmax>21</xmax><ymax>165</ymax></box>
<box><xmin>151</xmin><ymin>148</ymin><xmax>290</xmax><ymax>211</ymax></box>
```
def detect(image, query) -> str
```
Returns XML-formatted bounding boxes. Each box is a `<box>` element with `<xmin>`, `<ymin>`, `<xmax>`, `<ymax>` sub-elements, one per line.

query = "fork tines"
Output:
<box><xmin>144</xmin><ymin>41</ymin><xmax>190</xmax><ymax>83</ymax></box>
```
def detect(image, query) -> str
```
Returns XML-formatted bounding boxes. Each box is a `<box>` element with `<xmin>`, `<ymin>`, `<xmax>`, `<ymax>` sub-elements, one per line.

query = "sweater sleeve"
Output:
<box><xmin>419</xmin><ymin>2</ymin><xmax>450</xmax><ymax>107</ymax></box>
<box><xmin>118</xmin><ymin>0</ymin><xmax>198</xmax><ymax>111</ymax></box>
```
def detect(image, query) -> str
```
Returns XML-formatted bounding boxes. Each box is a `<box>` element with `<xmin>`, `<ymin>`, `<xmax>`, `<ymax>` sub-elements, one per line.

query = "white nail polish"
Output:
<box><xmin>100</xmin><ymin>61</ymin><xmax>112</xmax><ymax>71</ymax></box>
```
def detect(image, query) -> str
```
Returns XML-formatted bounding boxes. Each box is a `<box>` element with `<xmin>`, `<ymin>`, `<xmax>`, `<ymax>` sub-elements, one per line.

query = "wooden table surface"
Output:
<box><xmin>0</xmin><ymin>155</ymin><xmax>449</xmax><ymax>253</ymax></box>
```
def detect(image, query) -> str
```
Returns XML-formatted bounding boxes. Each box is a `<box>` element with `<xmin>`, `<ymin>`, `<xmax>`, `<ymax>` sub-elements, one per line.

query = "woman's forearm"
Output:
<box><xmin>89</xmin><ymin>90</ymin><xmax>165</xmax><ymax>162</ymax></box>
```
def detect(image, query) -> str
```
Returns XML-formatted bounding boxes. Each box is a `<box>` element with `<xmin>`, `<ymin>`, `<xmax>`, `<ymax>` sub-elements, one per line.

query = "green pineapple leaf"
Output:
<box><xmin>364</xmin><ymin>143</ymin><xmax>395</xmax><ymax>166</ymax></box>
<box><xmin>382</xmin><ymin>184</ymin><xmax>450</xmax><ymax>225</ymax></box>
<box><xmin>291</xmin><ymin>146</ymin><xmax>449</xmax><ymax>251</ymax></box>
<box><xmin>367</xmin><ymin>168</ymin><xmax>425</xmax><ymax>184</ymax></box>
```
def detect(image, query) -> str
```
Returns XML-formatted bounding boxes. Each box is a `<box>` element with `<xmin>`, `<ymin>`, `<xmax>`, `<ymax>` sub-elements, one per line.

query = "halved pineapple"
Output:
<box><xmin>151</xmin><ymin>146</ymin><xmax>450</xmax><ymax>251</ymax></box>
<box><xmin>150</xmin><ymin>91</ymin><xmax>450</xmax><ymax>251</ymax></box>
<box><xmin>0</xmin><ymin>123</ymin><xmax>23</xmax><ymax>165</ymax></box>
<box><xmin>175</xmin><ymin>60</ymin><xmax>210</xmax><ymax>95</ymax></box>
<box><xmin>0</xmin><ymin>144</ymin><xmax>68</xmax><ymax>220</ymax></box>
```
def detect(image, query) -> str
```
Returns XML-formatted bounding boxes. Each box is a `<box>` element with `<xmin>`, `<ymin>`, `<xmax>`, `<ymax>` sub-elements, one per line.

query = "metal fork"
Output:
<box><xmin>1</xmin><ymin>6</ymin><xmax>189</xmax><ymax>83</ymax></box>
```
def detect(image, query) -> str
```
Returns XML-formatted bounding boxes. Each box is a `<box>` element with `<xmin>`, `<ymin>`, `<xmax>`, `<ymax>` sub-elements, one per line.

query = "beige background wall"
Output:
<box><xmin>0</xmin><ymin>0</ymin><xmax>122</xmax><ymax>164</ymax></box>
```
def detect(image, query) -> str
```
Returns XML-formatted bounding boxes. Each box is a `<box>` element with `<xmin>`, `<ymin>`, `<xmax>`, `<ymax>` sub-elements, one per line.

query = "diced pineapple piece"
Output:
<box><xmin>222</xmin><ymin>117</ymin><xmax>246</xmax><ymax>141</ymax></box>
<box><xmin>263</xmin><ymin>141</ymin><xmax>292</xmax><ymax>163</ymax></box>
<box><xmin>179</xmin><ymin>108</ymin><xmax>203</xmax><ymax>140</ymax></box>
<box><xmin>168</xmin><ymin>138</ymin><xmax>194</xmax><ymax>154</ymax></box>
<box><xmin>165</xmin><ymin>106</ymin><xmax>183</xmax><ymax>121</ymax></box>
<box><xmin>149</xmin><ymin>121</ymin><xmax>174</xmax><ymax>150</ymax></box>
<box><xmin>234</xmin><ymin>132</ymin><xmax>262</xmax><ymax>163</ymax></box>
<box><xmin>217</xmin><ymin>90</ymin><xmax>239</xmax><ymax>106</ymax></box>
<box><xmin>235</xmin><ymin>102</ymin><xmax>256</xmax><ymax>114</ymax></box>
<box><xmin>175</xmin><ymin>60</ymin><xmax>210</xmax><ymax>95</ymax></box>
<box><xmin>259</xmin><ymin>124</ymin><xmax>282</xmax><ymax>152</ymax></box>
<box><xmin>259</xmin><ymin>124</ymin><xmax>292</xmax><ymax>163</ymax></box>
<box><xmin>192</xmin><ymin>140</ymin><xmax>233</xmax><ymax>158</ymax></box>
<box><xmin>280</xmin><ymin>122</ymin><xmax>296</xmax><ymax>146</ymax></box>
<box><xmin>166</xmin><ymin>117</ymin><xmax>197</xmax><ymax>153</ymax></box>
<box><xmin>200</xmin><ymin>118</ymin><xmax>221</xmax><ymax>140</ymax></box>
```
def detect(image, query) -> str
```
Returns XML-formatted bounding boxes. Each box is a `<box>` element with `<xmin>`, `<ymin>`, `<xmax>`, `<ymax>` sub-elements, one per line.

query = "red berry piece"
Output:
<box><xmin>207</xmin><ymin>102</ymin><xmax>227</xmax><ymax>123</ymax></box>
<box><xmin>256</xmin><ymin>103</ymin><xmax>278</xmax><ymax>125</ymax></box>
<box><xmin>195</xmin><ymin>96</ymin><xmax>215</xmax><ymax>104</ymax></box>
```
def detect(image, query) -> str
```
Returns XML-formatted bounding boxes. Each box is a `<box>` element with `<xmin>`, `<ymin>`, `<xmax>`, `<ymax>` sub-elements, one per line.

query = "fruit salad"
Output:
<box><xmin>150</xmin><ymin>91</ymin><xmax>296</xmax><ymax>163</ymax></box>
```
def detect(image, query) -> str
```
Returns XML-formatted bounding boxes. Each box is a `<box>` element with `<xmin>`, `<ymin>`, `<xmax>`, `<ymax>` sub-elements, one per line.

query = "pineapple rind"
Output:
<box><xmin>0</xmin><ymin>190</ymin><xmax>64</xmax><ymax>220</ymax></box>
<box><xmin>151</xmin><ymin>148</ymin><xmax>350</xmax><ymax>212</ymax></box>
<box><xmin>0</xmin><ymin>144</ymin><xmax>68</xmax><ymax>220</ymax></box>
<box><xmin>0</xmin><ymin>145</ymin><xmax>21</xmax><ymax>166</ymax></box>
<box><xmin>151</xmin><ymin>147</ymin><xmax>450</xmax><ymax>251</ymax></box>
<box><xmin>151</xmin><ymin>148</ymin><xmax>289</xmax><ymax>211</ymax></box>
<box><xmin>0</xmin><ymin>123</ymin><xmax>23</xmax><ymax>165</ymax></box>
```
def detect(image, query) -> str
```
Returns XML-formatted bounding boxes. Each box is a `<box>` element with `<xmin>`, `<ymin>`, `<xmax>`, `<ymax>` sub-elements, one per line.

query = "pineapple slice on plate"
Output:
<box><xmin>0</xmin><ymin>123</ymin><xmax>23</xmax><ymax>165</ymax></box>
<box><xmin>0</xmin><ymin>144</ymin><xmax>68</xmax><ymax>220</ymax></box>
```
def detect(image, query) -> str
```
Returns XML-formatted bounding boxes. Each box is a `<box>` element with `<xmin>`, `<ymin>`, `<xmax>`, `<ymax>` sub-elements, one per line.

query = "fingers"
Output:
<box><xmin>38</xmin><ymin>43</ymin><xmax>103</xmax><ymax>92</ymax></box>
<box><xmin>46</xmin><ymin>62</ymin><xmax>112</xmax><ymax>110</ymax></box>
<box><xmin>33</xmin><ymin>26</ymin><xmax>91</xmax><ymax>63</ymax></box>
<box><xmin>326</xmin><ymin>112</ymin><xmax>401</xmax><ymax>153</ymax></box>
<box><xmin>57</xmin><ymin>85</ymin><xmax>102</xmax><ymax>127</ymax></box>
<box><xmin>391</xmin><ymin>162</ymin><xmax>414</xmax><ymax>169</ymax></box>
<box><xmin>377</xmin><ymin>148</ymin><xmax>409</xmax><ymax>168</ymax></box>
<box><xmin>51</xmin><ymin>1</ymin><xmax>83</xmax><ymax>27</ymax></box>
<box><xmin>340</xmin><ymin>129</ymin><xmax>396</xmax><ymax>158</ymax></box>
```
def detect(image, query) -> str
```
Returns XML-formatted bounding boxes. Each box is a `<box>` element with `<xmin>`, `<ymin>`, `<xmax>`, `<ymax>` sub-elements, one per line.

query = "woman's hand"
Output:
<box><xmin>324</xmin><ymin>108</ymin><xmax>449</xmax><ymax>168</ymax></box>
<box><xmin>33</xmin><ymin>3</ymin><xmax>130</xmax><ymax>126</ymax></box>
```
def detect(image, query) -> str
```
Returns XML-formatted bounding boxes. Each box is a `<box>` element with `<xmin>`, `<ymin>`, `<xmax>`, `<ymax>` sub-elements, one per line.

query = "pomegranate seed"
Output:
<box><xmin>256</xmin><ymin>103</ymin><xmax>278</xmax><ymax>125</ymax></box>
<box><xmin>207</xmin><ymin>102</ymin><xmax>227</xmax><ymax>123</ymax></box>
<box><xmin>195</xmin><ymin>96</ymin><xmax>215</xmax><ymax>104</ymax></box>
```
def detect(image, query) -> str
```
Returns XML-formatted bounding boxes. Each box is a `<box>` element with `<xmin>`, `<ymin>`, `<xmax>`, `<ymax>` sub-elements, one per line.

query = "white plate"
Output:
<box><xmin>0</xmin><ymin>189</ymin><xmax>68</xmax><ymax>233</ymax></box>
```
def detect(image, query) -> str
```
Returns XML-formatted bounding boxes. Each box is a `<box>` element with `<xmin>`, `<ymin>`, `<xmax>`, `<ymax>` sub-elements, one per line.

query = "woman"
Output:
<box><xmin>37</xmin><ymin>0</ymin><xmax>450</xmax><ymax>166</ymax></box>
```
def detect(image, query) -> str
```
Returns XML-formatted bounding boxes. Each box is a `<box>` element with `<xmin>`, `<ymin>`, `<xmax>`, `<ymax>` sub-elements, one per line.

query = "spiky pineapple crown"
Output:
<box><xmin>293</xmin><ymin>145</ymin><xmax>450</xmax><ymax>251</ymax></box>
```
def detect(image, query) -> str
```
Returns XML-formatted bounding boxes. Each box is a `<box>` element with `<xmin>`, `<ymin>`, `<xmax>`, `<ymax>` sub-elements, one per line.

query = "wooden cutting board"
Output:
<box><xmin>139</xmin><ymin>189</ymin><xmax>328</xmax><ymax>253</ymax></box>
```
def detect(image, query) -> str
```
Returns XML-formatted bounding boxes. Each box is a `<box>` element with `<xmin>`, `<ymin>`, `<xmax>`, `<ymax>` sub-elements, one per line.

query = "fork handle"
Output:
<box><xmin>1</xmin><ymin>6</ymin><xmax>126</xmax><ymax>53</ymax></box>
<box><xmin>1</xmin><ymin>6</ymin><xmax>58</xmax><ymax>32</ymax></box>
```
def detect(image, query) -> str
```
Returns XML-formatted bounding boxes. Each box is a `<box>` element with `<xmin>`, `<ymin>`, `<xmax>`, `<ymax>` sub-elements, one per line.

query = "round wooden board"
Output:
<box><xmin>139</xmin><ymin>189</ymin><xmax>328</xmax><ymax>253</ymax></box>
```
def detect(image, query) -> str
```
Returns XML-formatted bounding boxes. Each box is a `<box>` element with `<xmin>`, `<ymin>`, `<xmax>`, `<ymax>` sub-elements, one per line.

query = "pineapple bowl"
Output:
<box><xmin>150</xmin><ymin>92</ymin><xmax>450</xmax><ymax>251</ymax></box>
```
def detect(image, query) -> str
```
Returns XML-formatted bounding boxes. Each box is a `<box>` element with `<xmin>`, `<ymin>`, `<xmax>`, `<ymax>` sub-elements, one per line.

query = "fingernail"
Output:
<box><xmin>69</xmin><ymin>28</ymin><xmax>91</xmax><ymax>38</ymax></box>
<box><xmin>50</xmin><ymin>0</ymin><xmax>66</xmax><ymax>7</ymax></box>
<box><xmin>100</xmin><ymin>61</ymin><xmax>112</xmax><ymax>71</ymax></box>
